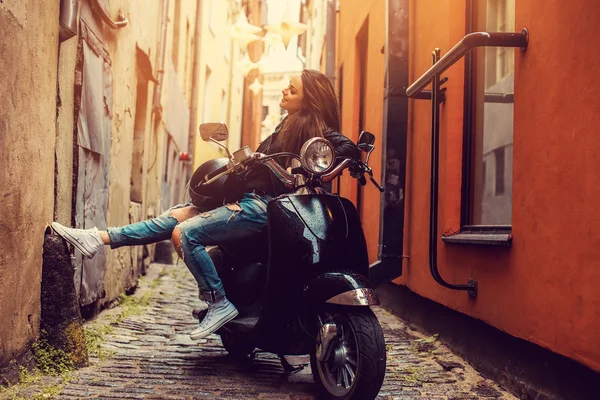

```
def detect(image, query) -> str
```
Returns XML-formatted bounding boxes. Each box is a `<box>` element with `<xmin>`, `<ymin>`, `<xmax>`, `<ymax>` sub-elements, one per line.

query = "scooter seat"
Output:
<box><xmin>220</xmin><ymin>228</ymin><xmax>269</xmax><ymax>264</ymax></box>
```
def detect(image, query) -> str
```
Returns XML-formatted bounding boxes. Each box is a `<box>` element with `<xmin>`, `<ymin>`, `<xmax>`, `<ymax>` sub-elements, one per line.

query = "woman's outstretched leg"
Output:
<box><xmin>52</xmin><ymin>204</ymin><xmax>199</xmax><ymax>258</ymax></box>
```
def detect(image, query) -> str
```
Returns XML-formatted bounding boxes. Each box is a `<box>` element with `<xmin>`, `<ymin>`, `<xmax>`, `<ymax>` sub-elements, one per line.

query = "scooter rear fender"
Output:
<box><xmin>302</xmin><ymin>272</ymin><xmax>379</xmax><ymax>306</ymax></box>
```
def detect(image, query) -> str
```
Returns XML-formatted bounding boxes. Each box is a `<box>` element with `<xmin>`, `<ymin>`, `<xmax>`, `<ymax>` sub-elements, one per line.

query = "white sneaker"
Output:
<box><xmin>190</xmin><ymin>298</ymin><xmax>238</xmax><ymax>340</ymax></box>
<box><xmin>51</xmin><ymin>222</ymin><xmax>103</xmax><ymax>259</ymax></box>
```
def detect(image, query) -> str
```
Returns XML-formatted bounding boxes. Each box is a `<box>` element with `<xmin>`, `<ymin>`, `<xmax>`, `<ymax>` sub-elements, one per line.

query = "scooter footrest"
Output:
<box><xmin>279</xmin><ymin>355</ymin><xmax>306</xmax><ymax>374</ymax></box>
<box><xmin>224</xmin><ymin>316</ymin><xmax>259</xmax><ymax>333</ymax></box>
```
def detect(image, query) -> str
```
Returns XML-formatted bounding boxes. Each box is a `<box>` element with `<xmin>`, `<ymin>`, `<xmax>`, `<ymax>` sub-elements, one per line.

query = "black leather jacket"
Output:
<box><xmin>244</xmin><ymin>130</ymin><xmax>360</xmax><ymax>196</ymax></box>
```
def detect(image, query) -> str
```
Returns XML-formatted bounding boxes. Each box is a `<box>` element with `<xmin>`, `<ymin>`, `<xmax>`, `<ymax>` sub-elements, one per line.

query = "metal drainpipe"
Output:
<box><xmin>369</xmin><ymin>0</ymin><xmax>409</xmax><ymax>287</ymax></box>
<box><xmin>152</xmin><ymin>0</ymin><xmax>170</xmax><ymax>115</ymax></box>
<box><xmin>188</xmin><ymin>0</ymin><xmax>203</xmax><ymax>181</ymax></box>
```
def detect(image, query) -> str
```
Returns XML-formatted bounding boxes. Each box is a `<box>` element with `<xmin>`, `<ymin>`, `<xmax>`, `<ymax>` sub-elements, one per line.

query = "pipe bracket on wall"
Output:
<box><xmin>90</xmin><ymin>0</ymin><xmax>129</xmax><ymax>29</ymax></box>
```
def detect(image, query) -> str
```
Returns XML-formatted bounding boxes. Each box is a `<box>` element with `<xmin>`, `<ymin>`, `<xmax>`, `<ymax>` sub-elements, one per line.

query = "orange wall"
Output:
<box><xmin>337</xmin><ymin>0</ymin><xmax>386</xmax><ymax>263</ymax></box>
<box><xmin>338</xmin><ymin>0</ymin><xmax>600</xmax><ymax>372</ymax></box>
<box><xmin>403</xmin><ymin>0</ymin><xmax>600</xmax><ymax>372</ymax></box>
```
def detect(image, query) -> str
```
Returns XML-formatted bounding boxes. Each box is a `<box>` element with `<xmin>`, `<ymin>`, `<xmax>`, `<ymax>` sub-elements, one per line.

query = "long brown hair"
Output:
<box><xmin>276</xmin><ymin>69</ymin><xmax>341</xmax><ymax>157</ymax></box>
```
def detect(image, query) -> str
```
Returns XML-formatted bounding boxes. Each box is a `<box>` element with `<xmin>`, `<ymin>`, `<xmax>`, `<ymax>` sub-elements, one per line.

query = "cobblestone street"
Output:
<box><xmin>3</xmin><ymin>263</ymin><xmax>516</xmax><ymax>400</ymax></box>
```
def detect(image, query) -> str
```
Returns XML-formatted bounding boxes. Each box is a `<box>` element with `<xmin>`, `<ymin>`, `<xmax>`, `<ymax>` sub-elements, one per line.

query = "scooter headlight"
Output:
<box><xmin>300</xmin><ymin>138</ymin><xmax>335</xmax><ymax>175</ymax></box>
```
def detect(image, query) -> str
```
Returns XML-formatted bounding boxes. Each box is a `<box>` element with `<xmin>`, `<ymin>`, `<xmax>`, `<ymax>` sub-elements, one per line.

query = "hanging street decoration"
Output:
<box><xmin>240</xmin><ymin>53</ymin><xmax>261</xmax><ymax>77</ymax></box>
<box><xmin>262</xmin><ymin>31</ymin><xmax>283</xmax><ymax>53</ymax></box>
<box><xmin>249</xmin><ymin>77</ymin><xmax>263</xmax><ymax>94</ymax></box>
<box><xmin>229</xmin><ymin>9</ymin><xmax>263</xmax><ymax>51</ymax></box>
<box><xmin>264</xmin><ymin>6</ymin><xmax>307</xmax><ymax>49</ymax></box>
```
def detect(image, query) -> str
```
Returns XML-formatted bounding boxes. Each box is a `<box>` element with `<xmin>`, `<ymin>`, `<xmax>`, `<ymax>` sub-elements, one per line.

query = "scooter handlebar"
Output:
<box><xmin>204</xmin><ymin>163</ymin><xmax>232</xmax><ymax>182</ymax></box>
<box><xmin>322</xmin><ymin>158</ymin><xmax>385</xmax><ymax>192</ymax></box>
<box><xmin>321</xmin><ymin>159</ymin><xmax>355</xmax><ymax>183</ymax></box>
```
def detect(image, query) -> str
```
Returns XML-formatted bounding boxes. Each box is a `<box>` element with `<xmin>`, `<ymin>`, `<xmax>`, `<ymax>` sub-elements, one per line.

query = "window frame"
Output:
<box><xmin>453</xmin><ymin>0</ymin><xmax>513</xmax><ymax>245</ymax></box>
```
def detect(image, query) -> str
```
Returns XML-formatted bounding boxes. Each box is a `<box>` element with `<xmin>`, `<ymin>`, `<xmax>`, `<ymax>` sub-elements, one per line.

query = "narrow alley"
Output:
<box><xmin>3</xmin><ymin>1</ymin><xmax>600</xmax><ymax>399</ymax></box>
<box><xmin>2</xmin><ymin>263</ymin><xmax>515</xmax><ymax>400</ymax></box>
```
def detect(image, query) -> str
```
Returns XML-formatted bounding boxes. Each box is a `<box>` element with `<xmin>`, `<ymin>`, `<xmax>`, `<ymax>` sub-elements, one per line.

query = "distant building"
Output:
<box><xmin>258</xmin><ymin>0</ymin><xmax>304</xmax><ymax>141</ymax></box>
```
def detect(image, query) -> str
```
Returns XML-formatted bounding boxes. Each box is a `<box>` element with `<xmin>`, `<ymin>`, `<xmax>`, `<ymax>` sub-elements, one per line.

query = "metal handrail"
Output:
<box><xmin>406</xmin><ymin>30</ymin><xmax>528</xmax><ymax>97</ymax></box>
<box><xmin>407</xmin><ymin>30</ymin><xmax>529</xmax><ymax>298</ymax></box>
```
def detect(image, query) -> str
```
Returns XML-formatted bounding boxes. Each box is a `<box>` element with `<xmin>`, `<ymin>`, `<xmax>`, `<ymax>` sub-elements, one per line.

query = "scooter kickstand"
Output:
<box><xmin>279</xmin><ymin>355</ymin><xmax>305</xmax><ymax>374</ymax></box>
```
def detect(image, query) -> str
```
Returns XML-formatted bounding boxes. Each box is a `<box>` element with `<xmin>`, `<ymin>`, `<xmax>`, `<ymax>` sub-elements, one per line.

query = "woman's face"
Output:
<box><xmin>280</xmin><ymin>75</ymin><xmax>304</xmax><ymax>114</ymax></box>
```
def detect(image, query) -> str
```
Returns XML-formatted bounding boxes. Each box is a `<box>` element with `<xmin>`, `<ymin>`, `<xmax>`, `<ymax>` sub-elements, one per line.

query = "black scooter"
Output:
<box><xmin>190</xmin><ymin>123</ymin><xmax>386</xmax><ymax>400</ymax></box>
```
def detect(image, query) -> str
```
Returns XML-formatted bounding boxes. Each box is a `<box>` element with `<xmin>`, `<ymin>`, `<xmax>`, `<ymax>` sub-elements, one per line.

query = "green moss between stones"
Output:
<box><xmin>1</xmin><ymin>288</ymin><xmax>156</xmax><ymax>399</ymax></box>
<box><xmin>31</xmin><ymin>334</ymin><xmax>74</xmax><ymax>376</ymax></box>
<box><xmin>0</xmin><ymin>334</ymin><xmax>74</xmax><ymax>399</ymax></box>
<box><xmin>63</xmin><ymin>321</ymin><xmax>88</xmax><ymax>367</ymax></box>
<box><xmin>110</xmin><ymin>291</ymin><xmax>152</xmax><ymax>324</ymax></box>
<box><xmin>84</xmin><ymin>324</ymin><xmax>114</xmax><ymax>360</ymax></box>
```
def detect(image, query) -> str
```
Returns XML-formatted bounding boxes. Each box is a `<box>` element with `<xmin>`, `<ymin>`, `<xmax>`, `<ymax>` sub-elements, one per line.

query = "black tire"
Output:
<box><xmin>220</xmin><ymin>332</ymin><xmax>255</xmax><ymax>358</ymax></box>
<box><xmin>310</xmin><ymin>307</ymin><xmax>386</xmax><ymax>400</ymax></box>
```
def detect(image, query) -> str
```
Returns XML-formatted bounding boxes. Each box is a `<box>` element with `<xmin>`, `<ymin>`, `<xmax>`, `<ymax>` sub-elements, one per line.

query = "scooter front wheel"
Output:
<box><xmin>310</xmin><ymin>307</ymin><xmax>386</xmax><ymax>400</ymax></box>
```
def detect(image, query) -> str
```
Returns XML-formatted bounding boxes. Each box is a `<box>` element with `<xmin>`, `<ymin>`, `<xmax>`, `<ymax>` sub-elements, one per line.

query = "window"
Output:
<box><xmin>463</xmin><ymin>0</ymin><xmax>515</xmax><ymax>226</ymax></box>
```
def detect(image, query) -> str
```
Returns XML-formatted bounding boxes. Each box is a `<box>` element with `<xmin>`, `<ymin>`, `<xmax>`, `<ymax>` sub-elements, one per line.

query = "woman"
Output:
<box><xmin>52</xmin><ymin>69</ymin><xmax>359</xmax><ymax>340</ymax></box>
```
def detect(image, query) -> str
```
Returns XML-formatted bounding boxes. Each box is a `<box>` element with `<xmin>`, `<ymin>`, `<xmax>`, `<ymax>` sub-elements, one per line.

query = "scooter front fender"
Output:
<box><xmin>302</xmin><ymin>272</ymin><xmax>379</xmax><ymax>306</ymax></box>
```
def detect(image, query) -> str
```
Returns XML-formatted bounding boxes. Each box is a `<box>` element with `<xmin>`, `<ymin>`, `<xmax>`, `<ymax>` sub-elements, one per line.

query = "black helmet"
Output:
<box><xmin>189</xmin><ymin>158</ymin><xmax>243</xmax><ymax>209</ymax></box>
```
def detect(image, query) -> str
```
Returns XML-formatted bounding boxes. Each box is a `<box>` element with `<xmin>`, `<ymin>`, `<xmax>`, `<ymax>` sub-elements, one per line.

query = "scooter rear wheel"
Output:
<box><xmin>220</xmin><ymin>332</ymin><xmax>255</xmax><ymax>358</ymax></box>
<box><xmin>310</xmin><ymin>307</ymin><xmax>386</xmax><ymax>400</ymax></box>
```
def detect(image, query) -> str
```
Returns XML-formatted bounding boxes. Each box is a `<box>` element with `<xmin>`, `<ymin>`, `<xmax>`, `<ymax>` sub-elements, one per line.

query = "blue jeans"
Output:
<box><xmin>107</xmin><ymin>206</ymin><xmax>183</xmax><ymax>248</ymax></box>
<box><xmin>107</xmin><ymin>193</ymin><xmax>271</xmax><ymax>300</ymax></box>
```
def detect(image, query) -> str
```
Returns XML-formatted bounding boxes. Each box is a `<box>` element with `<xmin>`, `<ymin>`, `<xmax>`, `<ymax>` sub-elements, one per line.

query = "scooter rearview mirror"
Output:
<box><xmin>199</xmin><ymin>122</ymin><xmax>229</xmax><ymax>142</ymax></box>
<box><xmin>358</xmin><ymin>142</ymin><xmax>375</xmax><ymax>152</ymax></box>
<box><xmin>357</xmin><ymin>131</ymin><xmax>375</xmax><ymax>150</ymax></box>
<box><xmin>357</xmin><ymin>131</ymin><xmax>376</xmax><ymax>164</ymax></box>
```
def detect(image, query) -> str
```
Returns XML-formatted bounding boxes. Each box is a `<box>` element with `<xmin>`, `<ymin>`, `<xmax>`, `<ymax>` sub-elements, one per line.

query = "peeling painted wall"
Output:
<box><xmin>0</xmin><ymin>1</ymin><xmax>60</xmax><ymax>364</ymax></box>
<box><xmin>80</xmin><ymin>0</ymin><xmax>163</xmax><ymax>304</ymax></box>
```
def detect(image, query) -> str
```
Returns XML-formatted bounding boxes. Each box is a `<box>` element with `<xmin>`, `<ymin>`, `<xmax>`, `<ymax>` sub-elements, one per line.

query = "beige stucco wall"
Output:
<box><xmin>0</xmin><ymin>1</ymin><xmax>60</xmax><ymax>364</ymax></box>
<box><xmin>0</xmin><ymin>0</ymin><xmax>250</xmax><ymax>367</ymax></box>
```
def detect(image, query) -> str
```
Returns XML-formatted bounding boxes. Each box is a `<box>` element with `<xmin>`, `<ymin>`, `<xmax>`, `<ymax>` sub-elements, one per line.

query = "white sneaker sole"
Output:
<box><xmin>190</xmin><ymin>308</ymin><xmax>239</xmax><ymax>341</ymax></box>
<box><xmin>51</xmin><ymin>222</ymin><xmax>95</xmax><ymax>259</ymax></box>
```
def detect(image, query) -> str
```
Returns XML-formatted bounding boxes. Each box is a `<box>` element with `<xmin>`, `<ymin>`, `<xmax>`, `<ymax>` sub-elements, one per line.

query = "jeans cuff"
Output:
<box><xmin>201</xmin><ymin>286</ymin><xmax>227</xmax><ymax>303</ymax></box>
<box><xmin>107</xmin><ymin>227</ymin><xmax>124</xmax><ymax>249</ymax></box>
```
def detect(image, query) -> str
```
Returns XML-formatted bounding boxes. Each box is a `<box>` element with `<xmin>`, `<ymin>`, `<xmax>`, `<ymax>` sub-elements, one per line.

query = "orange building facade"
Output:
<box><xmin>336</xmin><ymin>0</ymin><xmax>600</xmax><ymax>375</ymax></box>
